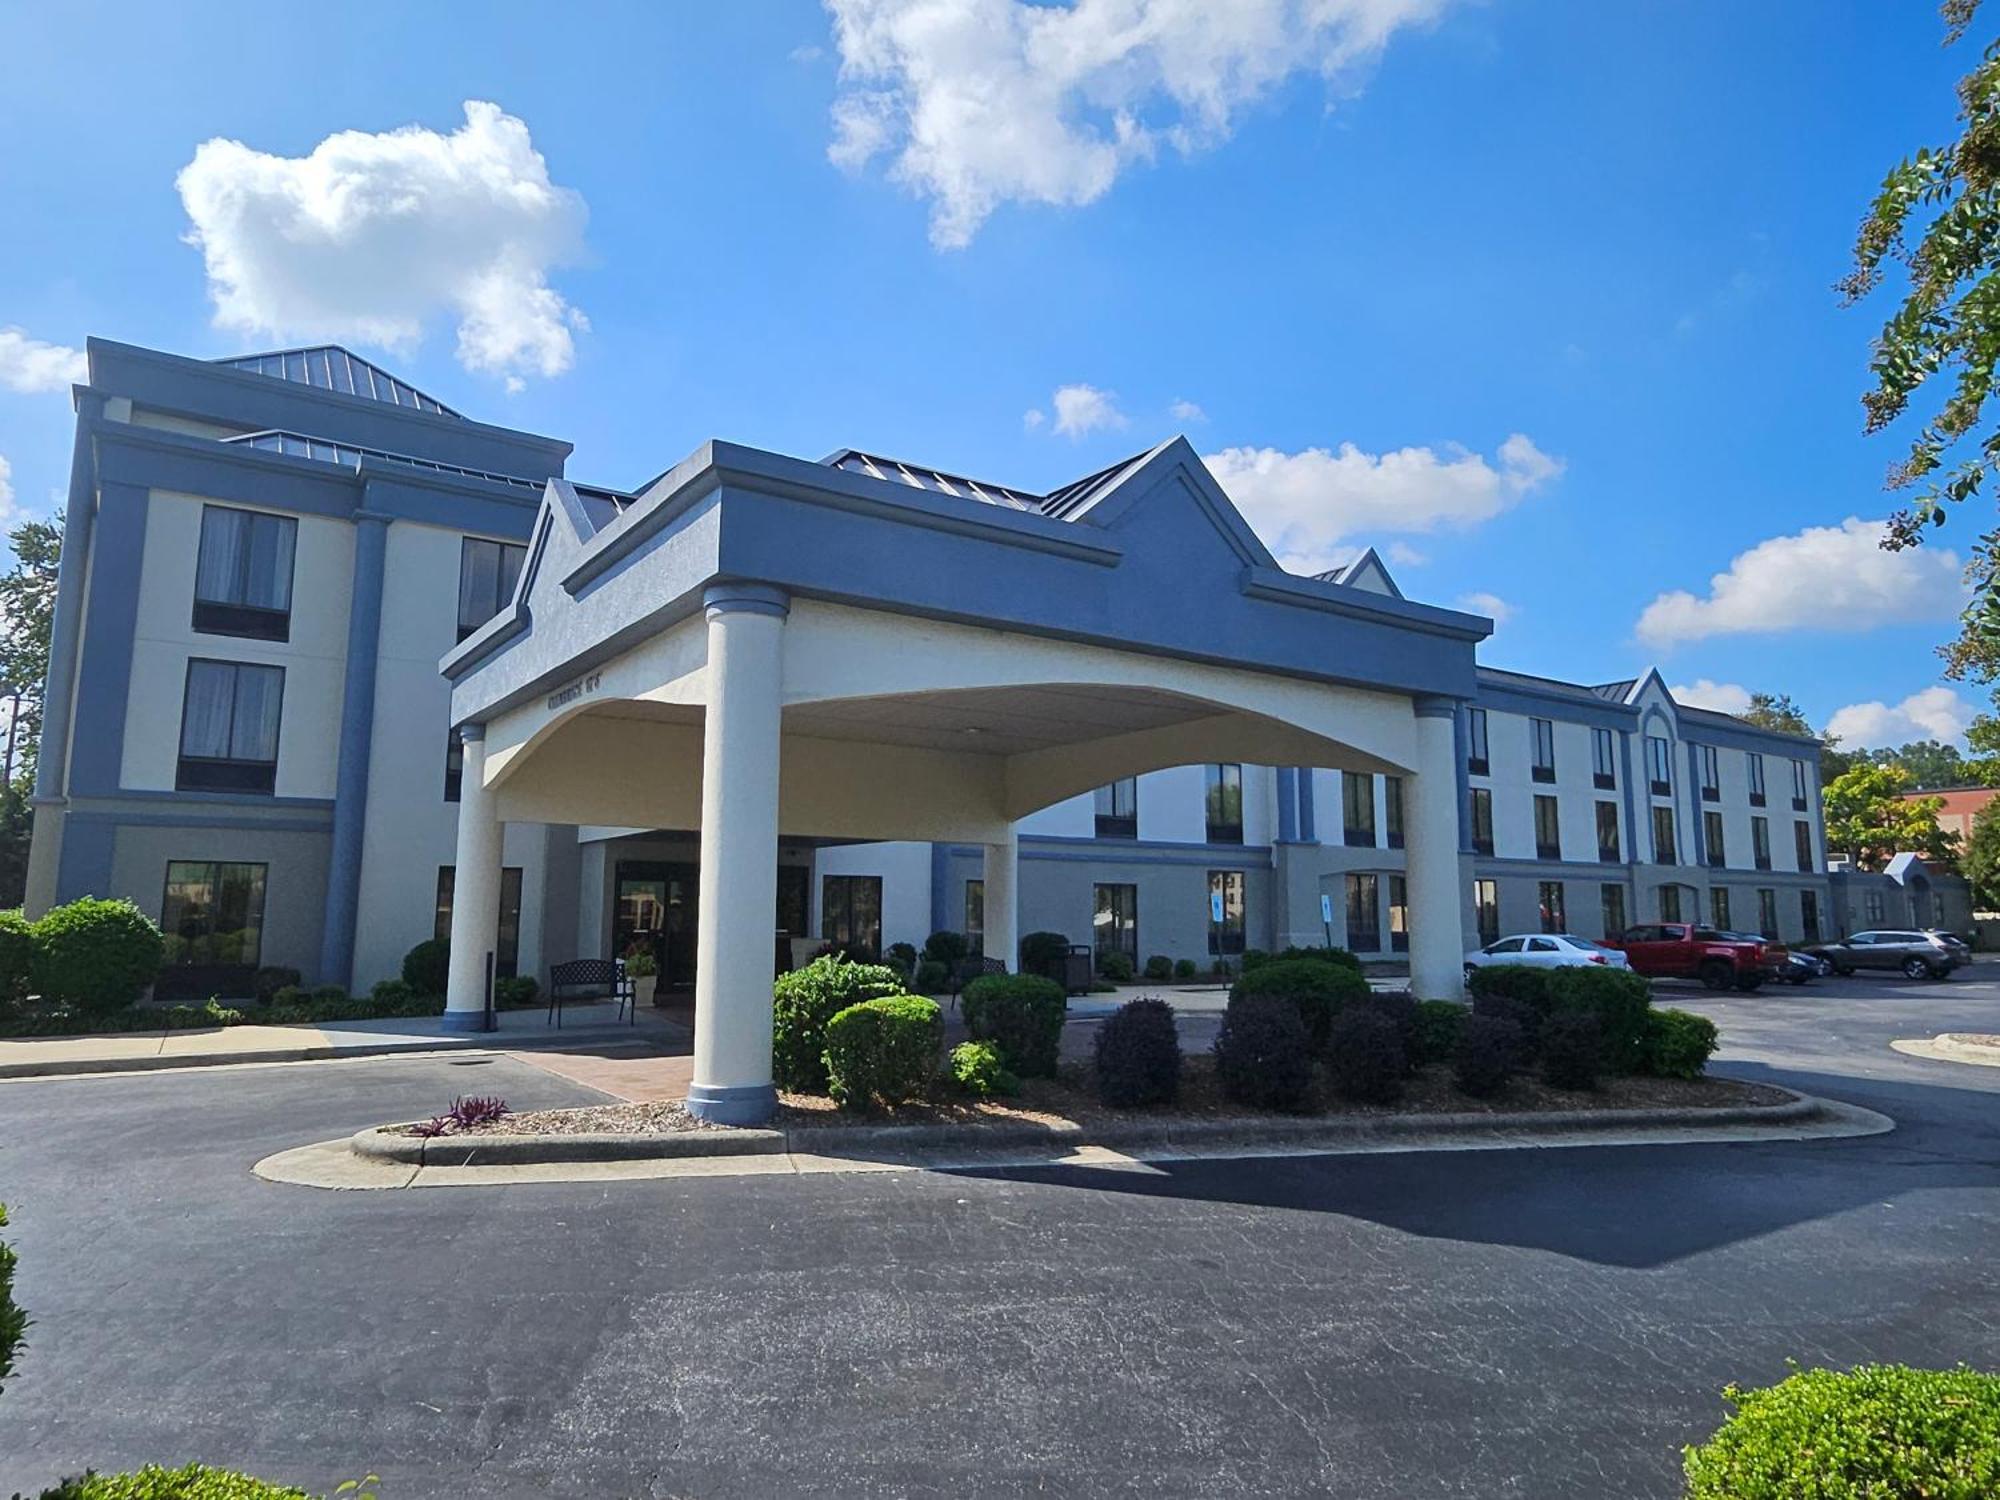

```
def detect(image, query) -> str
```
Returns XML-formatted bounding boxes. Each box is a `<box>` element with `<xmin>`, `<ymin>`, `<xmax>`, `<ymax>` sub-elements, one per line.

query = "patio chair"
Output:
<box><xmin>547</xmin><ymin>958</ymin><xmax>635</xmax><ymax>1027</ymax></box>
<box><xmin>945</xmin><ymin>955</ymin><xmax>1007</xmax><ymax>1012</ymax></box>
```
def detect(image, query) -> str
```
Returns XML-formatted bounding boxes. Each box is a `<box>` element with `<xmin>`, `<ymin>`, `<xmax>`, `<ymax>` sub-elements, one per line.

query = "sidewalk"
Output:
<box><xmin>0</xmin><ymin>1002</ymin><xmax>689</xmax><ymax>1080</ymax></box>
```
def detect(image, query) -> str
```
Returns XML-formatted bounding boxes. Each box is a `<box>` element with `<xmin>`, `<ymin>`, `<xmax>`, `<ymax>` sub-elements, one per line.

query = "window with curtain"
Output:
<box><xmin>1794</xmin><ymin>822</ymin><xmax>1815</xmax><ymax>873</ymax></box>
<box><xmin>1537</xmin><ymin>881</ymin><xmax>1566</xmax><ymax>934</ymax></box>
<box><xmin>1698</xmin><ymin>744</ymin><xmax>1720</xmax><ymax>801</ymax></box>
<box><xmin>1092</xmin><ymin>883</ymin><xmax>1138</xmax><ymax>964</ymax></box>
<box><xmin>433</xmin><ymin>865</ymin><xmax>524</xmax><ymax>979</ymax></box>
<box><xmin>457</xmin><ymin>537</ymin><xmax>527</xmax><ymax>642</ymax></box>
<box><xmin>1345</xmin><ymin>873</ymin><xmax>1381</xmax><ymax>952</ymax></box>
<box><xmin>1660</xmin><ymin>885</ymin><xmax>1684</xmax><ymax>922</ymax></box>
<box><xmin>1467</xmin><ymin>708</ymin><xmax>1489</xmax><ymax>774</ymax></box>
<box><xmin>1711</xmin><ymin>886</ymin><xmax>1732</xmax><ymax>930</ymax></box>
<box><xmin>1596</xmin><ymin>801</ymin><xmax>1621</xmax><ymax>862</ymax></box>
<box><xmin>1652</xmin><ymin>805</ymin><xmax>1678</xmax><ymax>864</ymax></box>
<box><xmin>177</xmin><ymin>660</ymin><xmax>284</xmax><ymax>793</ymax></box>
<box><xmin>1474</xmin><ymin>878</ymin><xmax>1499</xmax><ymax>945</ymax></box>
<box><xmin>1752</xmin><ymin>816</ymin><xmax>1772</xmax><ymax>870</ymax></box>
<box><xmin>1388</xmin><ymin>875</ymin><xmax>1408</xmax><ymax>953</ymax></box>
<box><xmin>1093</xmin><ymin>778</ymin><xmax>1137</xmax><ymax>839</ymax></box>
<box><xmin>1600</xmin><ymin>883</ymin><xmax>1626</xmax><ymax>941</ymax></box>
<box><xmin>1469</xmin><ymin>787</ymin><xmax>1494</xmax><ymax>855</ymax></box>
<box><xmin>1204</xmin><ymin>764</ymin><xmax>1243</xmax><ymax>844</ymax></box>
<box><xmin>1342</xmin><ymin>771</ymin><xmax>1376</xmax><ymax>847</ymax></box>
<box><xmin>1704</xmin><ymin>811</ymin><xmax>1726</xmax><ymax>867</ymax></box>
<box><xmin>964</xmin><ymin>879</ymin><xmax>984</xmax><ymax>942</ymax></box>
<box><xmin>1647</xmin><ymin>735</ymin><xmax>1674</xmax><ymax>795</ymax></box>
<box><xmin>193</xmin><ymin>506</ymin><xmax>297</xmax><ymax>641</ymax></box>
<box><xmin>1384</xmin><ymin>776</ymin><xmax>1405</xmax><ymax>849</ymax></box>
<box><xmin>821</xmin><ymin>875</ymin><xmax>883</xmax><ymax>957</ymax></box>
<box><xmin>1531</xmin><ymin>718</ymin><xmax>1556</xmax><ymax>782</ymax></box>
<box><xmin>160</xmin><ymin>860</ymin><xmax>267</xmax><ymax>983</ymax></box>
<box><xmin>1748</xmin><ymin>753</ymin><xmax>1767</xmax><ymax>806</ymax></box>
<box><xmin>1592</xmin><ymin>728</ymin><xmax>1617</xmax><ymax>790</ymax></box>
<box><xmin>1757</xmin><ymin>888</ymin><xmax>1779</xmax><ymax>940</ymax></box>
<box><xmin>1534</xmin><ymin>795</ymin><xmax>1561</xmax><ymax>860</ymax></box>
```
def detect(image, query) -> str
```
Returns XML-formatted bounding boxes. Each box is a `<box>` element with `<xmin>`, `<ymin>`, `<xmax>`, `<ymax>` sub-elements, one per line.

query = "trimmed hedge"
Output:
<box><xmin>962</xmin><ymin>973</ymin><xmax>1067</xmax><ymax>1078</ymax></box>
<box><xmin>1453</xmin><ymin>1013</ymin><xmax>1521</xmax><ymax>1098</ymax></box>
<box><xmin>1</xmin><ymin>1202</ymin><xmax>24</xmax><ymax>1399</ymax></box>
<box><xmin>823</xmin><ymin>995</ymin><xmax>942</xmax><ymax>1111</ymax></box>
<box><xmin>914</xmin><ymin>959</ymin><xmax>948</xmax><ymax>994</ymax></box>
<box><xmin>921</xmin><ymin>930</ymin><xmax>969</xmax><ymax>968</ymax></box>
<box><xmin>772</xmin><ymin>954</ymin><xmax>906</xmax><ymax>1092</ymax></box>
<box><xmin>1094</xmin><ymin>997</ymin><xmax>1181</xmax><ymax>1108</ymax></box>
<box><xmin>401</xmin><ymin>938</ymin><xmax>451</xmax><ymax>997</ymax></box>
<box><xmin>1172</xmin><ymin>958</ymin><xmax>1198</xmax><ymax>980</ymax></box>
<box><xmin>1683</xmin><ymin>1364</ymin><xmax>2000</xmax><ymax>1499</ymax></box>
<box><xmin>0</xmin><ymin>911</ymin><xmax>34</xmax><ymax>1005</ymax></box>
<box><xmin>32</xmin><ymin>899</ymin><xmax>166</xmax><ymax>1016</ymax></box>
<box><xmin>1274</xmin><ymin>944</ymin><xmax>1365</xmax><ymax>974</ymax></box>
<box><xmin>1645</xmin><ymin>1007</ymin><xmax>1719</xmax><ymax>1079</ymax></box>
<box><xmin>1097</xmin><ymin>949</ymin><xmax>1136</xmax><ymax>982</ymax></box>
<box><xmin>1546</xmin><ymin>964</ymin><xmax>1652</xmax><ymax>1074</ymax></box>
<box><xmin>1357</xmin><ymin>990</ymin><xmax>1419</xmax><ymax>1069</ymax></box>
<box><xmin>1413</xmin><ymin>999</ymin><xmax>1466</xmax><ymax>1068</ymax></box>
<box><xmin>1213</xmin><ymin>992</ymin><xmax>1314</xmax><ymax>1112</ymax></box>
<box><xmin>25</xmin><ymin>1465</ymin><xmax>315</xmax><ymax>1498</ymax></box>
<box><xmin>1228</xmin><ymin>959</ymin><xmax>1369</xmax><ymax>1054</ymax></box>
<box><xmin>1538</xmin><ymin>1010</ymin><xmax>1601</xmax><ymax>1091</ymax></box>
<box><xmin>1143</xmin><ymin>954</ymin><xmax>1173</xmax><ymax>981</ymax></box>
<box><xmin>251</xmin><ymin>966</ymin><xmax>301</xmax><ymax>1004</ymax></box>
<box><xmin>1018</xmin><ymin>931</ymin><xmax>1072</xmax><ymax>982</ymax></box>
<box><xmin>949</xmin><ymin>1040</ymin><xmax>1018</xmax><ymax>1098</ymax></box>
<box><xmin>1327</xmin><ymin>1006</ymin><xmax>1405</xmax><ymax>1105</ymax></box>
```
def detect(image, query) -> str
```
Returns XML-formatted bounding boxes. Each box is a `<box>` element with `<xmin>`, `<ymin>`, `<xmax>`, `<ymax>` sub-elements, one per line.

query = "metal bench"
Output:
<box><xmin>547</xmin><ymin>958</ymin><xmax>634</xmax><ymax>1027</ymax></box>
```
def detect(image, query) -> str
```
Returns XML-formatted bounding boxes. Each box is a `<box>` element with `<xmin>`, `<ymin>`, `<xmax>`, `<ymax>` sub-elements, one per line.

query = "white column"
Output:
<box><xmin>1407</xmin><ymin>697</ymin><xmax>1469</xmax><ymax>1000</ymax></box>
<box><xmin>983</xmin><ymin>827</ymin><xmax>1018</xmax><ymax>969</ymax></box>
<box><xmin>443</xmin><ymin>725</ymin><xmax>503</xmax><ymax>1031</ymax></box>
<box><xmin>687</xmin><ymin>585</ymin><xmax>788</xmax><ymax>1125</ymax></box>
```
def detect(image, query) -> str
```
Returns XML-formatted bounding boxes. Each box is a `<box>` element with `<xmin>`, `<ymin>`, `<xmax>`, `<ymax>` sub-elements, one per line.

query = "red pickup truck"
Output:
<box><xmin>1608</xmin><ymin>923</ymin><xmax>1786</xmax><ymax>992</ymax></box>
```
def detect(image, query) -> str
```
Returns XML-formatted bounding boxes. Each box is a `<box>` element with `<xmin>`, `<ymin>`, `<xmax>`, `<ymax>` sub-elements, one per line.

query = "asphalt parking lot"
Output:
<box><xmin>0</xmin><ymin>967</ymin><xmax>1996</xmax><ymax>1499</ymax></box>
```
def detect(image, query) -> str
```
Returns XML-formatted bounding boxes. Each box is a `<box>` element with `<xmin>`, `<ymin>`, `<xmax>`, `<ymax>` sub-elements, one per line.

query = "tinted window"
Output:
<box><xmin>1488</xmin><ymin>937</ymin><xmax>1524</xmax><ymax>953</ymax></box>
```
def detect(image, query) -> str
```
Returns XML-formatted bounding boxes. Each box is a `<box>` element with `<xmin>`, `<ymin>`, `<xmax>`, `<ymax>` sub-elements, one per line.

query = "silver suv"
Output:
<box><xmin>1808</xmin><ymin>930</ymin><xmax>1971</xmax><ymax>981</ymax></box>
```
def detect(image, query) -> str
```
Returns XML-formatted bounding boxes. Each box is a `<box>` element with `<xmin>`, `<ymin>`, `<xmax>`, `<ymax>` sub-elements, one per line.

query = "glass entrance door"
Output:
<box><xmin>614</xmin><ymin>862</ymin><xmax>699</xmax><ymax>990</ymax></box>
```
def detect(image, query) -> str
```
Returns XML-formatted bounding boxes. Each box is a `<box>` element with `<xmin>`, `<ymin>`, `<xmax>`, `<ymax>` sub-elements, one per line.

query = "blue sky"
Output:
<box><xmin>0</xmin><ymin>1</ymin><xmax>1981</xmax><ymax>747</ymax></box>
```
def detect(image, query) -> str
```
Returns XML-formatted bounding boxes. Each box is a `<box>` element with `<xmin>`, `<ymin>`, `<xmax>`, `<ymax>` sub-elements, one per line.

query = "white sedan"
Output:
<box><xmin>1463</xmin><ymin>933</ymin><xmax>1632</xmax><ymax>975</ymax></box>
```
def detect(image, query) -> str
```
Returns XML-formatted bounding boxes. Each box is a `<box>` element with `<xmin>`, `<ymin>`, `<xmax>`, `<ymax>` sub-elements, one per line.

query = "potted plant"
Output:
<box><xmin>623</xmin><ymin>942</ymin><xmax>658</xmax><ymax>1009</ymax></box>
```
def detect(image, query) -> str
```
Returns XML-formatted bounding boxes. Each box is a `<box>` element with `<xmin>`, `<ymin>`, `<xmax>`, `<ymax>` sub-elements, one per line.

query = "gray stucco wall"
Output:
<box><xmin>108</xmin><ymin>821</ymin><xmax>332</xmax><ymax>982</ymax></box>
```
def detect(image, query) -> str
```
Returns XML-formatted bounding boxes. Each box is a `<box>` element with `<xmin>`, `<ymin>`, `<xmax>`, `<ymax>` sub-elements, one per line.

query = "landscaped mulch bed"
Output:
<box><xmin>406</xmin><ymin>1055</ymin><xmax>1788</xmax><ymax>1139</ymax></box>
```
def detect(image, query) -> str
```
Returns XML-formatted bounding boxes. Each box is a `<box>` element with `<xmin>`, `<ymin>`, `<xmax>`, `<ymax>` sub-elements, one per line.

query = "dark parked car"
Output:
<box><xmin>1807</xmin><ymin>930</ymin><xmax>1970</xmax><ymax>980</ymax></box>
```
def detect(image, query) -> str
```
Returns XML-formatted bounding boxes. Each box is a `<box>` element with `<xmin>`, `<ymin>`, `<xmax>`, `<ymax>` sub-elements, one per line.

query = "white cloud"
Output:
<box><xmin>1826</xmin><ymin>687</ymin><xmax>1975</xmax><ymax>749</ymax></box>
<box><xmin>0</xmin><ymin>455</ymin><xmax>19</xmax><ymax>526</ymax></box>
<box><xmin>175</xmin><ymin>101</ymin><xmax>589</xmax><ymax>385</ymax></box>
<box><xmin>1202</xmin><ymin>432</ymin><xmax>1563</xmax><ymax>576</ymax></box>
<box><xmin>0</xmin><ymin>329</ymin><xmax>86</xmax><ymax>394</ymax></box>
<box><xmin>1670</xmin><ymin>679</ymin><xmax>1754</xmax><ymax>715</ymax></box>
<box><xmin>1635</xmin><ymin>517</ymin><xmax>1964</xmax><ymax>648</ymax></box>
<box><xmin>1170</xmin><ymin>397</ymin><xmax>1207</xmax><ymax>424</ymax></box>
<box><xmin>825</xmin><ymin>0</ymin><xmax>1453</xmax><ymax>248</ymax></box>
<box><xmin>1022</xmin><ymin>407</ymin><xmax>1046</xmax><ymax>430</ymax></box>
<box><xmin>1385</xmin><ymin>541</ymin><xmax>1428</xmax><ymax>567</ymax></box>
<box><xmin>1048</xmin><ymin>383</ymin><xmax>1126</xmax><ymax>437</ymax></box>
<box><xmin>1456</xmin><ymin>590</ymin><xmax>1513</xmax><ymax>624</ymax></box>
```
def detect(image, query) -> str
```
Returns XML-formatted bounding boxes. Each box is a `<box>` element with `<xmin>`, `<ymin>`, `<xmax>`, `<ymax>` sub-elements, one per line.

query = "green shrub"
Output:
<box><xmin>493</xmin><ymin>976</ymin><xmax>539</xmax><ymax>1009</ymax></box>
<box><xmin>0</xmin><ymin>911</ymin><xmax>34</xmax><ymax>1005</ymax></box>
<box><xmin>1094</xmin><ymin>997</ymin><xmax>1181</xmax><ymax>1108</ymax></box>
<box><xmin>1413</xmin><ymin>999</ymin><xmax>1466</xmax><ymax>1067</ymax></box>
<box><xmin>1239</xmin><ymin>949</ymin><xmax>1271</xmax><ymax>974</ymax></box>
<box><xmin>949</xmin><ymin>1040</ymin><xmax>1018</xmax><ymax>1098</ymax></box>
<box><xmin>772</xmin><ymin>954</ymin><xmax>906</xmax><ymax>1092</ymax></box>
<box><xmin>962</xmin><ymin>973</ymin><xmax>1067</xmax><ymax>1078</ymax></box>
<box><xmin>1546</xmin><ymin>964</ymin><xmax>1652</xmax><ymax>1074</ymax></box>
<box><xmin>1538</xmin><ymin>1010</ymin><xmax>1601</xmax><ymax>1091</ymax></box>
<box><xmin>1018</xmin><ymin>930</ymin><xmax>1072</xmax><ymax>982</ymax></box>
<box><xmin>921</xmin><ymin>929</ymin><xmax>969</xmax><ymax>968</ymax></box>
<box><xmin>31</xmin><ymin>899</ymin><xmax>166</xmax><ymax>1015</ymax></box>
<box><xmin>1274</xmin><ymin>944</ymin><xmax>1365</xmax><ymax>974</ymax></box>
<box><xmin>1327</xmin><ymin>1006</ymin><xmax>1406</xmax><ymax>1105</ymax></box>
<box><xmin>1229</xmin><ymin>958</ymin><xmax>1369</xmax><ymax>1054</ymax></box>
<box><xmin>250</xmin><ymin>966</ymin><xmax>300</xmax><ymax>1003</ymax></box>
<box><xmin>1356</xmin><ymin>990</ymin><xmax>1418</xmax><ymax>1068</ymax></box>
<box><xmin>1645</xmin><ymin>1008</ymin><xmax>1719</xmax><ymax>1079</ymax></box>
<box><xmin>823</xmin><ymin>995</ymin><xmax>942</xmax><ymax>1111</ymax></box>
<box><xmin>1453</xmin><ymin>1013</ymin><xmax>1521</xmax><ymax>1098</ymax></box>
<box><xmin>270</xmin><ymin>984</ymin><xmax>309</xmax><ymax>1007</ymax></box>
<box><xmin>1097</xmin><ymin>949</ymin><xmax>1136</xmax><ymax>982</ymax></box>
<box><xmin>914</xmin><ymin>959</ymin><xmax>948</xmax><ymax>994</ymax></box>
<box><xmin>0</xmin><ymin>1202</ymin><xmax>25</xmax><ymax>1399</ymax></box>
<box><xmin>1172</xmin><ymin>958</ymin><xmax>1198</xmax><ymax>980</ymax></box>
<box><xmin>1213</xmin><ymin>993</ymin><xmax>1315</xmax><ymax>1111</ymax></box>
<box><xmin>370</xmin><ymin>978</ymin><xmax>415</xmax><ymax>1007</ymax></box>
<box><xmin>1142</xmin><ymin>954</ymin><xmax>1173</xmax><ymax>981</ymax></box>
<box><xmin>308</xmin><ymin>984</ymin><xmax>346</xmax><ymax>1005</ymax></box>
<box><xmin>1683</xmin><ymin>1364</ymin><xmax>2000</xmax><ymax>1499</ymax></box>
<box><xmin>24</xmin><ymin>1464</ymin><xmax>315</xmax><ymax>1498</ymax></box>
<box><xmin>401</xmin><ymin>938</ymin><xmax>451</xmax><ymax>996</ymax></box>
<box><xmin>886</xmin><ymin>941</ymin><xmax>918</xmax><ymax>973</ymax></box>
<box><xmin>1466</xmin><ymin>961</ymin><xmax>1553</xmax><ymax>1010</ymax></box>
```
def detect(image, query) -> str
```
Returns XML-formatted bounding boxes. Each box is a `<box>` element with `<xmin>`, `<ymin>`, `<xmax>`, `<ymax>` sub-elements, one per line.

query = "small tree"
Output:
<box><xmin>1966</xmin><ymin>796</ymin><xmax>2000</xmax><ymax>907</ymax></box>
<box><xmin>0</xmin><ymin>1203</ymin><xmax>25</xmax><ymax>1398</ymax></box>
<box><xmin>1822</xmin><ymin>762</ymin><xmax>1959</xmax><ymax>870</ymax></box>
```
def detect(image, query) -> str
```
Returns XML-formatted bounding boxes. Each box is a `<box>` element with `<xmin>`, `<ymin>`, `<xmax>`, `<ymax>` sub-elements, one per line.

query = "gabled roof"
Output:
<box><xmin>212</xmin><ymin>346</ymin><xmax>461</xmax><ymax>419</ymax></box>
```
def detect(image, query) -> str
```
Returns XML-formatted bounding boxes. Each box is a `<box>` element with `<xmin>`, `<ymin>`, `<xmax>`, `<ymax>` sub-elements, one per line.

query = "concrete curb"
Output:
<box><xmin>352</xmin><ymin>1089</ymin><xmax>1822</xmax><ymax>1167</ymax></box>
<box><xmin>1891</xmin><ymin>1035</ymin><xmax>2000</xmax><ymax>1069</ymax></box>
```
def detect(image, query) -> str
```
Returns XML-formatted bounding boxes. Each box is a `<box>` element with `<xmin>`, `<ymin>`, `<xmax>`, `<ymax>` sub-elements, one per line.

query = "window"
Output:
<box><xmin>1593</xmin><ymin>728</ymin><xmax>1617</xmax><ymax>790</ymax></box>
<box><xmin>1206</xmin><ymin>870</ymin><xmax>1245</xmax><ymax>954</ymax></box>
<box><xmin>777</xmin><ymin>866</ymin><xmax>810</xmax><ymax>944</ymax></box>
<box><xmin>1752</xmin><ymin>816</ymin><xmax>1772</xmax><ymax>871</ymax></box>
<box><xmin>1661</xmin><ymin>884</ymin><xmax>1684</xmax><ymax>923</ymax></box>
<box><xmin>1652</xmin><ymin>805</ymin><xmax>1678</xmax><ymax>865</ymax></box>
<box><xmin>1388</xmin><ymin>875</ymin><xmax>1408</xmax><ymax>953</ymax></box>
<box><xmin>820</xmin><ymin>875</ymin><xmax>884</xmax><ymax>957</ymax></box>
<box><xmin>1647</xmin><ymin>735</ymin><xmax>1674</xmax><ymax>796</ymax></box>
<box><xmin>1601</xmin><ymin>883</ymin><xmax>1626</xmax><ymax>941</ymax></box>
<box><xmin>1710</xmin><ymin>886</ymin><xmax>1731</xmax><ymax>930</ymax></box>
<box><xmin>1596</xmin><ymin>801</ymin><xmax>1622</xmax><ymax>863</ymax></box>
<box><xmin>1345</xmin><ymin>873</ymin><xmax>1381</xmax><ymax>953</ymax></box>
<box><xmin>1204</xmin><ymin>764</ymin><xmax>1243</xmax><ymax>845</ymax></box>
<box><xmin>1467</xmin><ymin>707</ymin><xmax>1490</xmax><ymax>775</ymax></box>
<box><xmin>457</xmin><ymin>537</ymin><xmax>527</xmax><ymax>642</ymax></box>
<box><xmin>433</xmin><ymin>865</ymin><xmax>524</xmax><ymax>978</ymax></box>
<box><xmin>1093</xmin><ymin>883</ymin><xmax>1138</xmax><ymax>965</ymax></box>
<box><xmin>1538</xmin><ymin>880</ymin><xmax>1567</xmax><ymax>934</ymax></box>
<box><xmin>1698</xmin><ymin>744</ymin><xmax>1720</xmax><ymax>802</ymax></box>
<box><xmin>177</xmin><ymin>660</ymin><xmax>283</xmax><ymax>793</ymax></box>
<box><xmin>1531</xmin><ymin>718</ymin><xmax>1556</xmax><ymax>783</ymax></box>
<box><xmin>1792</xmin><ymin>759</ymin><xmax>1810</xmax><ymax>811</ymax></box>
<box><xmin>159</xmin><ymin>861</ymin><xmax>267</xmax><ymax>999</ymax></box>
<box><xmin>1757</xmin><ymin>887</ymin><xmax>1779</xmax><ymax>941</ymax></box>
<box><xmin>1534</xmin><ymin>794</ymin><xmax>1561</xmax><ymax>861</ymax></box>
<box><xmin>1704</xmin><ymin>810</ymin><xmax>1726</xmax><ymax>868</ymax></box>
<box><xmin>1801</xmin><ymin>889</ymin><xmax>1821</xmax><ymax>944</ymax></box>
<box><xmin>1384</xmin><ymin>775</ymin><xmax>1405</xmax><ymax>849</ymax></box>
<box><xmin>1865</xmin><ymin>889</ymin><xmax>1886</xmax><ymax>924</ymax></box>
<box><xmin>1342</xmin><ymin>771</ymin><xmax>1376</xmax><ymax>848</ymax></box>
<box><xmin>1469</xmin><ymin>787</ymin><xmax>1495</xmax><ymax>855</ymax></box>
<box><xmin>1474</xmin><ymin>878</ymin><xmax>1500</xmax><ymax>946</ymax></box>
<box><xmin>1093</xmin><ymin>778</ymin><xmax>1137</xmax><ymax>840</ymax></box>
<box><xmin>193</xmin><ymin>505</ymin><xmax>296</xmax><ymax>641</ymax></box>
<box><xmin>1794</xmin><ymin>821</ymin><xmax>1815</xmax><ymax>873</ymax></box>
<box><xmin>444</xmin><ymin>731</ymin><xmax>463</xmax><ymax>802</ymax></box>
<box><xmin>1748</xmin><ymin>753</ymin><xmax>1766</xmax><ymax>807</ymax></box>
<box><xmin>964</xmin><ymin>879</ymin><xmax>984</xmax><ymax>943</ymax></box>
